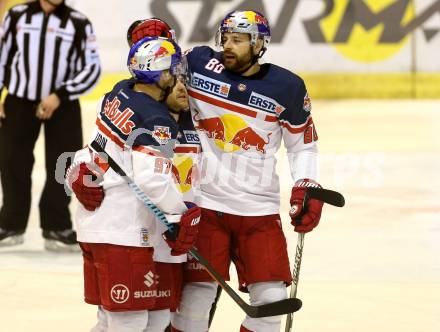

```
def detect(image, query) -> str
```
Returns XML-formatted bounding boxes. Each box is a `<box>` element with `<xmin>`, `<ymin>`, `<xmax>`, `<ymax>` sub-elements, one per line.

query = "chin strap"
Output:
<box><xmin>156</xmin><ymin>76</ymin><xmax>177</xmax><ymax>102</ymax></box>
<box><xmin>236</xmin><ymin>46</ymin><xmax>266</xmax><ymax>75</ymax></box>
<box><xmin>236</xmin><ymin>55</ymin><xmax>260</xmax><ymax>75</ymax></box>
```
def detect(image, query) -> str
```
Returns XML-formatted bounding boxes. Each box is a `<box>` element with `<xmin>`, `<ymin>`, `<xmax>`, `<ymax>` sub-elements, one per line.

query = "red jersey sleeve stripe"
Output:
<box><xmin>95</xmin><ymin>118</ymin><xmax>125</xmax><ymax>148</ymax></box>
<box><xmin>279</xmin><ymin>117</ymin><xmax>314</xmax><ymax>134</ymax></box>
<box><xmin>132</xmin><ymin>145</ymin><xmax>165</xmax><ymax>158</ymax></box>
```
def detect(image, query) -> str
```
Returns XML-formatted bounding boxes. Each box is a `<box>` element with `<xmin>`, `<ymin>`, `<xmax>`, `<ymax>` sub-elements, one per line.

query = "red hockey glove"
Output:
<box><xmin>289</xmin><ymin>179</ymin><xmax>324</xmax><ymax>233</ymax></box>
<box><xmin>71</xmin><ymin>163</ymin><xmax>104</xmax><ymax>211</ymax></box>
<box><xmin>163</xmin><ymin>202</ymin><xmax>201</xmax><ymax>256</ymax></box>
<box><xmin>131</xmin><ymin>19</ymin><xmax>173</xmax><ymax>45</ymax></box>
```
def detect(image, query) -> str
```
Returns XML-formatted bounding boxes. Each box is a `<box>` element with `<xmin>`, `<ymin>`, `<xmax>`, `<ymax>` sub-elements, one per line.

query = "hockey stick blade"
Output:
<box><xmin>90</xmin><ymin>140</ymin><xmax>302</xmax><ymax>318</ymax></box>
<box><xmin>190</xmin><ymin>247</ymin><xmax>302</xmax><ymax>318</ymax></box>
<box><xmin>306</xmin><ymin>187</ymin><xmax>345</xmax><ymax>207</ymax></box>
<box><xmin>250</xmin><ymin>298</ymin><xmax>302</xmax><ymax>318</ymax></box>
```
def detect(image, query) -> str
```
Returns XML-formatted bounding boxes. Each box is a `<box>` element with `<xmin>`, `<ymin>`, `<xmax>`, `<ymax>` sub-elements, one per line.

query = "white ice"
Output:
<box><xmin>1</xmin><ymin>100</ymin><xmax>439</xmax><ymax>331</ymax></box>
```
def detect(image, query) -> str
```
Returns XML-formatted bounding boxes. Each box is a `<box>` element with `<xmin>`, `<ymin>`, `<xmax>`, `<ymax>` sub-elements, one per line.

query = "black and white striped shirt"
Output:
<box><xmin>0</xmin><ymin>1</ymin><xmax>101</xmax><ymax>101</ymax></box>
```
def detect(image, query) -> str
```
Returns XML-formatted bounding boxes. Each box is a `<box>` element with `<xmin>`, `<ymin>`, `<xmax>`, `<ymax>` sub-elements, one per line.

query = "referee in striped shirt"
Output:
<box><xmin>0</xmin><ymin>0</ymin><xmax>101</xmax><ymax>251</ymax></box>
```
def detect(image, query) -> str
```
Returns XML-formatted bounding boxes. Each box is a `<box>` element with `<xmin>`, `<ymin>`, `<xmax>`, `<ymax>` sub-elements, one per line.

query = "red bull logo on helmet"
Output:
<box><xmin>154</xmin><ymin>46</ymin><xmax>170</xmax><ymax>60</ymax></box>
<box><xmin>223</xmin><ymin>18</ymin><xmax>233</xmax><ymax>27</ymax></box>
<box><xmin>255</xmin><ymin>13</ymin><xmax>268</xmax><ymax>25</ymax></box>
<box><xmin>248</xmin><ymin>91</ymin><xmax>285</xmax><ymax>115</ymax></box>
<box><xmin>191</xmin><ymin>72</ymin><xmax>231</xmax><ymax>98</ymax></box>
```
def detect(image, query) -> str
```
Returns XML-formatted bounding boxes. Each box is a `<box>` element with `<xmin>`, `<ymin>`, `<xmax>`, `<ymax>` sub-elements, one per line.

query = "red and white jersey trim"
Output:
<box><xmin>133</xmin><ymin>145</ymin><xmax>165</xmax><ymax>158</ymax></box>
<box><xmin>188</xmin><ymin>87</ymin><xmax>278</xmax><ymax>122</ymax></box>
<box><xmin>174</xmin><ymin>144</ymin><xmax>201</xmax><ymax>154</ymax></box>
<box><xmin>95</xmin><ymin>115</ymin><xmax>126</xmax><ymax>148</ymax></box>
<box><xmin>279</xmin><ymin>116</ymin><xmax>314</xmax><ymax>134</ymax></box>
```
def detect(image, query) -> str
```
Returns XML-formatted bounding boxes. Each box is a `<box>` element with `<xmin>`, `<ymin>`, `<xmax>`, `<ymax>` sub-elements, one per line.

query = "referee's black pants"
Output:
<box><xmin>0</xmin><ymin>94</ymin><xmax>83</xmax><ymax>232</ymax></box>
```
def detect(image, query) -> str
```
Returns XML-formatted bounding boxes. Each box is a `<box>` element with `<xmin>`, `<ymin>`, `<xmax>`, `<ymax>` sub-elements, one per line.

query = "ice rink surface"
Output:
<box><xmin>1</xmin><ymin>99</ymin><xmax>439</xmax><ymax>331</ymax></box>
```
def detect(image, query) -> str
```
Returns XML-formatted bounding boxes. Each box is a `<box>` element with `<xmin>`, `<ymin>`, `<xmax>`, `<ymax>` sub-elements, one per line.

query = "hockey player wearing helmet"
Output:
<box><xmin>65</xmin><ymin>37</ymin><xmax>201</xmax><ymax>331</ymax></box>
<box><xmin>216</xmin><ymin>10</ymin><xmax>271</xmax><ymax>75</ymax></box>
<box><xmin>68</xmin><ymin>20</ymin><xmax>196</xmax><ymax>330</ymax></box>
<box><xmin>129</xmin><ymin>20</ymin><xmax>197</xmax><ymax>332</ymax></box>
<box><xmin>169</xmin><ymin>11</ymin><xmax>323</xmax><ymax>332</ymax></box>
<box><xmin>70</xmin><ymin>11</ymin><xmax>323</xmax><ymax>332</ymax></box>
<box><xmin>128</xmin><ymin>20</ymin><xmax>198</xmax><ymax>332</ymax></box>
<box><xmin>72</xmin><ymin>19</ymin><xmax>188</xmax><ymax>214</ymax></box>
<box><xmin>127</xmin><ymin>18</ymin><xmax>188</xmax><ymax>114</ymax></box>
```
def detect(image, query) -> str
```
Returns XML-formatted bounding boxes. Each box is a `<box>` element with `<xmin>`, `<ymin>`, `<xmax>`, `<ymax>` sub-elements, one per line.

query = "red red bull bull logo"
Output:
<box><xmin>152</xmin><ymin>126</ymin><xmax>171</xmax><ymax>145</ymax></box>
<box><xmin>196</xmin><ymin>116</ymin><xmax>225</xmax><ymax>141</ymax></box>
<box><xmin>230</xmin><ymin>128</ymin><xmax>272</xmax><ymax>154</ymax></box>
<box><xmin>255</xmin><ymin>14</ymin><xmax>268</xmax><ymax>25</ymax></box>
<box><xmin>172</xmin><ymin>155</ymin><xmax>195</xmax><ymax>193</ymax></box>
<box><xmin>195</xmin><ymin>113</ymin><xmax>271</xmax><ymax>154</ymax></box>
<box><xmin>154</xmin><ymin>46</ymin><xmax>169</xmax><ymax>60</ymax></box>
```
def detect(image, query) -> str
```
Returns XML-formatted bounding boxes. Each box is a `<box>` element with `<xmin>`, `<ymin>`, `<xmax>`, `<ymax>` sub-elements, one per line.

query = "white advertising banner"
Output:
<box><xmin>2</xmin><ymin>0</ymin><xmax>438</xmax><ymax>97</ymax></box>
<box><xmin>66</xmin><ymin>0</ymin><xmax>440</xmax><ymax>74</ymax></box>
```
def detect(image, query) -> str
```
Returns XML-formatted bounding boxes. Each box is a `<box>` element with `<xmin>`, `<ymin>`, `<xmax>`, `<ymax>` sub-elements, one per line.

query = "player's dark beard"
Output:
<box><xmin>223</xmin><ymin>48</ymin><xmax>253</xmax><ymax>73</ymax></box>
<box><xmin>44</xmin><ymin>0</ymin><xmax>63</xmax><ymax>6</ymax></box>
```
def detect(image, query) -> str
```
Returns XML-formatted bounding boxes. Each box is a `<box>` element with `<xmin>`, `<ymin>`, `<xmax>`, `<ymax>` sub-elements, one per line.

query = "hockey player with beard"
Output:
<box><xmin>68</xmin><ymin>20</ymin><xmax>200</xmax><ymax>331</ymax></box>
<box><xmin>65</xmin><ymin>36</ymin><xmax>200</xmax><ymax>331</ymax></box>
<box><xmin>169</xmin><ymin>11</ymin><xmax>324</xmax><ymax>332</ymax></box>
<box><xmin>70</xmin><ymin>11</ymin><xmax>325</xmax><ymax>332</ymax></box>
<box><xmin>127</xmin><ymin>18</ymin><xmax>202</xmax><ymax>331</ymax></box>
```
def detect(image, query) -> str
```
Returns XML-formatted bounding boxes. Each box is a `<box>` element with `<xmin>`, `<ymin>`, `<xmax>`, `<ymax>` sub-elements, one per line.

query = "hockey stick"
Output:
<box><xmin>305</xmin><ymin>187</ymin><xmax>345</xmax><ymax>208</ymax></box>
<box><xmin>90</xmin><ymin>140</ymin><xmax>302</xmax><ymax>318</ymax></box>
<box><xmin>208</xmin><ymin>286</ymin><xmax>222</xmax><ymax>327</ymax></box>
<box><xmin>284</xmin><ymin>188</ymin><xmax>345</xmax><ymax>332</ymax></box>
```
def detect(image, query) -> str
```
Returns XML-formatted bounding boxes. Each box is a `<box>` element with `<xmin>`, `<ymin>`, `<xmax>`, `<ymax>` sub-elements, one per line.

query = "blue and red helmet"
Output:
<box><xmin>127</xmin><ymin>36</ymin><xmax>183</xmax><ymax>84</ymax></box>
<box><xmin>216</xmin><ymin>10</ymin><xmax>271</xmax><ymax>48</ymax></box>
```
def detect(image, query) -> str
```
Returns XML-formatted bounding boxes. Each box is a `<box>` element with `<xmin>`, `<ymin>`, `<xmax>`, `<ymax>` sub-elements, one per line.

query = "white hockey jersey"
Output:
<box><xmin>66</xmin><ymin>79</ymin><xmax>187</xmax><ymax>248</ymax></box>
<box><xmin>185</xmin><ymin>46</ymin><xmax>318</xmax><ymax>216</ymax></box>
<box><xmin>152</xmin><ymin>111</ymin><xmax>201</xmax><ymax>263</ymax></box>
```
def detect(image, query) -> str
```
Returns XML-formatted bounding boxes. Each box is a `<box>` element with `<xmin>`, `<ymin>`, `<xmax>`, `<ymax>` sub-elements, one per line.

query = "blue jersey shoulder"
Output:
<box><xmin>264</xmin><ymin>65</ymin><xmax>311</xmax><ymax>126</ymax></box>
<box><xmin>186</xmin><ymin>46</ymin><xmax>222</xmax><ymax>67</ymax></box>
<box><xmin>266</xmin><ymin>64</ymin><xmax>306</xmax><ymax>96</ymax></box>
<box><xmin>177</xmin><ymin>111</ymin><xmax>200</xmax><ymax>145</ymax></box>
<box><xmin>99</xmin><ymin>79</ymin><xmax>178</xmax><ymax>147</ymax></box>
<box><xmin>265</xmin><ymin>64</ymin><xmax>307</xmax><ymax>107</ymax></box>
<box><xmin>185</xmin><ymin>46</ymin><xmax>310</xmax><ymax>126</ymax></box>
